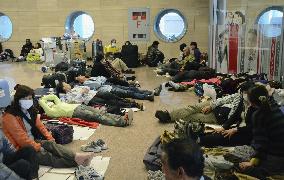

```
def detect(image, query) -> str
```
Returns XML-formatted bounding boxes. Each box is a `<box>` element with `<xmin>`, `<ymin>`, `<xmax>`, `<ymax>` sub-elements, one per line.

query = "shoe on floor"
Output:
<box><xmin>126</xmin><ymin>109</ymin><xmax>134</xmax><ymax>126</ymax></box>
<box><xmin>136</xmin><ymin>102</ymin><xmax>144</xmax><ymax>111</ymax></box>
<box><xmin>95</xmin><ymin>139</ymin><xmax>108</xmax><ymax>150</ymax></box>
<box><xmin>146</xmin><ymin>94</ymin><xmax>154</xmax><ymax>101</ymax></box>
<box><xmin>75</xmin><ymin>165</ymin><xmax>104</xmax><ymax>180</ymax></box>
<box><xmin>154</xmin><ymin>84</ymin><xmax>162</xmax><ymax>96</ymax></box>
<box><xmin>155</xmin><ymin>110</ymin><xmax>171</xmax><ymax>123</ymax></box>
<box><xmin>81</xmin><ymin>142</ymin><xmax>102</xmax><ymax>153</ymax></box>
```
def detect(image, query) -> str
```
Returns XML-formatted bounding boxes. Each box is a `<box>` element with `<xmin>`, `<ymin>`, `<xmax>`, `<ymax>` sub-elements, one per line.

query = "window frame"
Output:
<box><xmin>255</xmin><ymin>6</ymin><xmax>284</xmax><ymax>38</ymax></box>
<box><xmin>65</xmin><ymin>11</ymin><xmax>95</xmax><ymax>41</ymax></box>
<box><xmin>0</xmin><ymin>12</ymin><xmax>13</xmax><ymax>42</ymax></box>
<box><xmin>153</xmin><ymin>9</ymin><xmax>188</xmax><ymax>43</ymax></box>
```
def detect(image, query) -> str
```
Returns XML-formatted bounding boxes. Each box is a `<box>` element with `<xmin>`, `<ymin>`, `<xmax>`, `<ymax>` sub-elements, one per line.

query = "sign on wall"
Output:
<box><xmin>128</xmin><ymin>8</ymin><xmax>150</xmax><ymax>41</ymax></box>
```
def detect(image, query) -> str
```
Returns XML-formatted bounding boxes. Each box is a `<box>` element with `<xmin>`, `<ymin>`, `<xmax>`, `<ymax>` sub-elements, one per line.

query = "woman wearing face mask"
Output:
<box><xmin>238</xmin><ymin>85</ymin><xmax>284</xmax><ymax>179</ymax></box>
<box><xmin>104</xmin><ymin>39</ymin><xmax>120</xmax><ymax>54</ymax></box>
<box><xmin>2</xmin><ymin>85</ymin><xmax>94</xmax><ymax>168</ymax></box>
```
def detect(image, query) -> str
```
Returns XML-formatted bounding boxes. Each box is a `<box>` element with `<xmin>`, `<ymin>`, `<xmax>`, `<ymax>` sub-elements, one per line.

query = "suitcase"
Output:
<box><xmin>121</xmin><ymin>42</ymin><xmax>139</xmax><ymax>68</ymax></box>
<box><xmin>0</xmin><ymin>79</ymin><xmax>11</xmax><ymax>108</ymax></box>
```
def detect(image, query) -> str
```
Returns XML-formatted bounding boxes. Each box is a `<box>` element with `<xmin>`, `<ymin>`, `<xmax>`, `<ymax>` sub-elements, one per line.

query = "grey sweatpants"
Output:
<box><xmin>73</xmin><ymin>105</ymin><xmax>127</xmax><ymax>127</ymax></box>
<box><xmin>36</xmin><ymin>140</ymin><xmax>77</xmax><ymax>168</ymax></box>
<box><xmin>170</xmin><ymin>101</ymin><xmax>217</xmax><ymax>124</ymax></box>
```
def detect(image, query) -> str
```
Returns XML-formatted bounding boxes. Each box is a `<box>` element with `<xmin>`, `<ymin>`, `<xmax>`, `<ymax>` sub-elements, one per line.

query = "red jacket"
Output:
<box><xmin>2</xmin><ymin>113</ymin><xmax>54</xmax><ymax>151</ymax></box>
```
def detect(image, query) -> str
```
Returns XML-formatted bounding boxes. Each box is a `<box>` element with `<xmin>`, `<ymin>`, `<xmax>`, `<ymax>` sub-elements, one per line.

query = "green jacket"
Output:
<box><xmin>39</xmin><ymin>95</ymin><xmax>79</xmax><ymax>118</ymax></box>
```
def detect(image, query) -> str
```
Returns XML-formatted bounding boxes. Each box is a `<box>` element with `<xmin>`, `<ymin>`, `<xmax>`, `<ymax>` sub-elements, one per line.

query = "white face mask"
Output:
<box><xmin>19</xmin><ymin>99</ymin><xmax>33</xmax><ymax>110</ymax></box>
<box><xmin>111</xmin><ymin>43</ymin><xmax>116</xmax><ymax>47</ymax></box>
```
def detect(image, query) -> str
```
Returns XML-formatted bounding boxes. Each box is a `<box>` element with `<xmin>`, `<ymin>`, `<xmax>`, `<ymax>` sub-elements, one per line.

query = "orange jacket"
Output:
<box><xmin>2</xmin><ymin>113</ymin><xmax>54</xmax><ymax>152</ymax></box>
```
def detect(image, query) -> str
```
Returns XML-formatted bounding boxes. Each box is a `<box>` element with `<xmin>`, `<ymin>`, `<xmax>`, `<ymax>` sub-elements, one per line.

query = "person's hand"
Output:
<box><xmin>201</xmin><ymin>106</ymin><xmax>212</xmax><ymax>114</ymax></box>
<box><xmin>81</xmin><ymin>88</ymin><xmax>89</xmax><ymax>94</ymax></box>
<box><xmin>214</xmin><ymin>127</ymin><xmax>225</xmax><ymax>134</ymax></box>
<box><xmin>222</xmin><ymin>128</ymin><xmax>237</xmax><ymax>138</ymax></box>
<box><xmin>239</xmin><ymin>161</ymin><xmax>253</xmax><ymax>170</ymax></box>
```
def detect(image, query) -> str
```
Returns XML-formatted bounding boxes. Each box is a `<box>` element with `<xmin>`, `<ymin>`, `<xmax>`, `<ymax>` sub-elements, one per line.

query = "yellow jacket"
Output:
<box><xmin>104</xmin><ymin>45</ymin><xmax>120</xmax><ymax>54</ymax></box>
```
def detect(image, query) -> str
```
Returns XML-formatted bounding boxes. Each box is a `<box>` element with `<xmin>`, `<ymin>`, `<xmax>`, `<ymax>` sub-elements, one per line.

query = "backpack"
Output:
<box><xmin>45</xmin><ymin>122</ymin><xmax>74</xmax><ymax>144</ymax></box>
<box><xmin>41</xmin><ymin>73</ymin><xmax>67</xmax><ymax>88</ymax></box>
<box><xmin>55</xmin><ymin>62</ymin><xmax>69</xmax><ymax>72</ymax></box>
<box><xmin>143</xmin><ymin>136</ymin><xmax>163</xmax><ymax>171</ymax></box>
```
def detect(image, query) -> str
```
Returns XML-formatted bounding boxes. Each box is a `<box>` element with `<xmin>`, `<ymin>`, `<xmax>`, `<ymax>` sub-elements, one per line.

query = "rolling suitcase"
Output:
<box><xmin>121</xmin><ymin>42</ymin><xmax>139</xmax><ymax>68</ymax></box>
<box><xmin>0</xmin><ymin>79</ymin><xmax>11</xmax><ymax>108</ymax></box>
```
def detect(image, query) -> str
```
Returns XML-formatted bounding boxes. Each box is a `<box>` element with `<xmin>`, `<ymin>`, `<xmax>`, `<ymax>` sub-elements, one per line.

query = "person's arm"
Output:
<box><xmin>2</xmin><ymin>115</ymin><xmax>41</xmax><ymax>151</ymax></box>
<box><xmin>35</xmin><ymin>114</ymin><xmax>54</xmax><ymax>141</ymax></box>
<box><xmin>222</xmin><ymin>94</ymin><xmax>242</xmax><ymax>129</ymax></box>
<box><xmin>38</xmin><ymin>95</ymin><xmax>61</xmax><ymax>115</ymax></box>
<box><xmin>210</xmin><ymin>93</ymin><xmax>239</xmax><ymax>109</ymax></box>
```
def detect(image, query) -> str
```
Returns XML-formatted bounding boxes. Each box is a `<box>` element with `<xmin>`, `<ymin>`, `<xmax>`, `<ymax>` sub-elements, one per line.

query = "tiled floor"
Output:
<box><xmin>0</xmin><ymin>61</ymin><xmax>199</xmax><ymax>180</ymax></box>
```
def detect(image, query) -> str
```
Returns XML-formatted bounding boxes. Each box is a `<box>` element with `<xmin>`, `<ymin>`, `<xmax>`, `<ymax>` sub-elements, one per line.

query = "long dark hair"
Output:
<box><xmin>248</xmin><ymin>85</ymin><xmax>270</xmax><ymax>112</ymax></box>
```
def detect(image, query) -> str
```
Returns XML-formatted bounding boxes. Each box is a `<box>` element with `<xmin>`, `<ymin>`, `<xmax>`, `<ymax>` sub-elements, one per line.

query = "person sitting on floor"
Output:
<box><xmin>161</xmin><ymin>139</ymin><xmax>209</xmax><ymax>180</ymax></box>
<box><xmin>190</xmin><ymin>42</ymin><xmax>201</xmax><ymax>63</ymax></box>
<box><xmin>26</xmin><ymin>42</ymin><xmax>44</xmax><ymax>62</ymax></box>
<box><xmin>0</xmin><ymin>111</ymin><xmax>39</xmax><ymax>180</ymax></box>
<box><xmin>110</xmin><ymin>52</ymin><xmax>135</xmax><ymax>74</ymax></box>
<box><xmin>146</xmin><ymin>41</ymin><xmax>164</xmax><ymax>67</ymax></box>
<box><xmin>75</xmin><ymin>75</ymin><xmax>154</xmax><ymax>101</ymax></box>
<box><xmin>20</xmin><ymin>39</ymin><xmax>33</xmax><ymax>58</ymax></box>
<box><xmin>2</xmin><ymin>85</ymin><xmax>94</xmax><ymax>168</ymax></box>
<box><xmin>155</xmin><ymin>82</ymin><xmax>254</xmax><ymax>131</ymax></box>
<box><xmin>56</xmin><ymin>81</ymin><xmax>144</xmax><ymax>112</ymax></box>
<box><xmin>104</xmin><ymin>39</ymin><xmax>120</xmax><ymax>54</ymax></box>
<box><xmin>238</xmin><ymin>85</ymin><xmax>284</xmax><ymax>179</ymax></box>
<box><xmin>185</xmin><ymin>82</ymin><xmax>257</xmax><ymax>147</ymax></box>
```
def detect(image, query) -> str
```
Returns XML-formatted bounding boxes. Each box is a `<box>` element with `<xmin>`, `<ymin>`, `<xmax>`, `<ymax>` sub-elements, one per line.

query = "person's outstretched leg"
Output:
<box><xmin>8</xmin><ymin>159</ymin><xmax>32</xmax><ymax>180</ymax></box>
<box><xmin>73</xmin><ymin>105</ymin><xmax>130</xmax><ymax>127</ymax></box>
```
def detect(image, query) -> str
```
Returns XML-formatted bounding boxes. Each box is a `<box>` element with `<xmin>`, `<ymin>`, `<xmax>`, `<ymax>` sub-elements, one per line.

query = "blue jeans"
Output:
<box><xmin>110</xmin><ymin>85</ymin><xmax>151</xmax><ymax>100</ymax></box>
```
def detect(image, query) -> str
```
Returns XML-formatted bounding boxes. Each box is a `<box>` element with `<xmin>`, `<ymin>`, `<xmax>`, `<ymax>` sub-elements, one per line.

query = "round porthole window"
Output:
<box><xmin>256</xmin><ymin>7</ymin><xmax>283</xmax><ymax>37</ymax></box>
<box><xmin>65</xmin><ymin>11</ymin><xmax>95</xmax><ymax>40</ymax></box>
<box><xmin>0</xmin><ymin>13</ymin><xmax>12</xmax><ymax>42</ymax></box>
<box><xmin>154</xmin><ymin>9</ymin><xmax>187</xmax><ymax>42</ymax></box>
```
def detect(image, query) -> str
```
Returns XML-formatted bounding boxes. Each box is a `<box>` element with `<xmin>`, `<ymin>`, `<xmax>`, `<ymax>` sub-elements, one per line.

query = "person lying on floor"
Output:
<box><xmin>39</xmin><ymin>93</ymin><xmax>133</xmax><ymax>127</ymax></box>
<box><xmin>236</xmin><ymin>85</ymin><xmax>284</xmax><ymax>179</ymax></box>
<box><xmin>76</xmin><ymin>75</ymin><xmax>154</xmax><ymax>101</ymax></box>
<box><xmin>2</xmin><ymin>85</ymin><xmax>94</xmax><ymax>168</ymax></box>
<box><xmin>0</xmin><ymin>111</ymin><xmax>38</xmax><ymax>180</ymax></box>
<box><xmin>155</xmin><ymin>81</ymin><xmax>255</xmax><ymax>130</ymax></box>
<box><xmin>56</xmin><ymin>81</ymin><xmax>144</xmax><ymax>112</ymax></box>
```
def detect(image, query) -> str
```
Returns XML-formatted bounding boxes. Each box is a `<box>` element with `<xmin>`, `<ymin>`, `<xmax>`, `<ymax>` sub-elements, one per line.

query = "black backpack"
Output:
<box><xmin>55</xmin><ymin>62</ymin><xmax>69</xmax><ymax>72</ymax></box>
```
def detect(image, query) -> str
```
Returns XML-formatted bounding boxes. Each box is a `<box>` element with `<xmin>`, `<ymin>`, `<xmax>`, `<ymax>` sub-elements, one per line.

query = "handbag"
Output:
<box><xmin>45</xmin><ymin>122</ymin><xmax>74</xmax><ymax>144</ymax></box>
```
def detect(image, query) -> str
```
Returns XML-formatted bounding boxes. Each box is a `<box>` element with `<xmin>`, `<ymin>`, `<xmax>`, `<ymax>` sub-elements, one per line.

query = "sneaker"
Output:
<box><xmin>155</xmin><ymin>110</ymin><xmax>171</xmax><ymax>123</ymax></box>
<box><xmin>126</xmin><ymin>76</ymin><xmax>136</xmax><ymax>81</ymax></box>
<box><xmin>81</xmin><ymin>142</ymin><xmax>102</xmax><ymax>153</ymax></box>
<box><xmin>125</xmin><ymin>109</ymin><xmax>133</xmax><ymax>125</ymax></box>
<box><xmin>95</xmin><ymin>139</ymin><xmax>108</xmax><ymax>150</ymax></box>
<box><xmin>146</xmin><ymin>94</ymin><xmax>154</xmax><ymax>101</ymax></box>
<box><xmin>154</xmin><ymin>84</ymin><xmax>162</xmax><ymax>96</ymax></box>
<box><xmin>75</xmin><ymin>165</ymin><xmax>104</xmax><ymax>180</ymax></box>
<box><xmin>136</xmin><ymin>102</ymin><xmax>144</xmax><ymax>111</ymax></box>
<box><xmin>185</xmin><ymin>122</ymin><xmax>205</xmax><ymax>141</ymax></box>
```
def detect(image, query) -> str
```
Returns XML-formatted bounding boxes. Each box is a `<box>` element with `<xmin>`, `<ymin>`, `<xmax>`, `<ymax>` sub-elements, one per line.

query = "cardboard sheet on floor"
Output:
<box><xmin>72</xmin><ymin>125</ymin><xmax>97</xmax><ymax>140</ymax></box>
<box><xmin>48</xmin><ymin>156</ymin><xmax>111</xmax><ymax>176</ymax></box>
<box><xmin>39</xmin><ymin>173</ymin><xmax>71</xmax><ymax>180</ymax></box>
<box><xmin>38</xmin><ymin>166</ymin><xmax>52</xmax><ymax>178</ymax></box>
